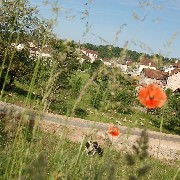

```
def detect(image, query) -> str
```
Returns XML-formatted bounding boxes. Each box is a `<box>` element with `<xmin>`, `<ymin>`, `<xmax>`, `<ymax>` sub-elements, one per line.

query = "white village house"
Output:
<box><xmin>139</xmin><ymin>68</ymin><xmax>168</xmax><ymax>88</ymax></box>
<box><xmin>166</xmin><ymin>68</ymin><xmax>180</xmax><ymax>91</ymax></box>
<box><xmin>101</xmin><ymin>58</ymin><xmax>115</xmax><ymax>68</ymax></box>
<box><xmin>29</xmin><ymin>45</ymin><xmax>52</xmax><ymax>58</ymax></box>
<box><xmin>134</xmin><ymin>59</ymin><xmax>157</xmax><ymax>75</ymax></box>
<box><xmin>11</xmin><ymin>43</ymin><xmax>25</xmax><ymax>51</ymax></box>
<box><xmin>80</xmin><ymin>48</ymin><xmax>98</xmax><ymax>63</ymax></box>
<box><xmin>11</xmin><ymin>42</ymin><xmax>52</xmax><ymax>58</ymax></box>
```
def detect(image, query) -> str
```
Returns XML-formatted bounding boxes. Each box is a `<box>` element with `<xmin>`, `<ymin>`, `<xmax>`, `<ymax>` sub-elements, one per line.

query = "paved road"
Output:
<box><xmin>0</xmin><ymin>101</ymin><xmax>180</xmax><ymax>143</ymax></box>
<box><xmin>1</xmin><ymin>101</ymin><xmax>180</xmax><ymax>160</ymax></box>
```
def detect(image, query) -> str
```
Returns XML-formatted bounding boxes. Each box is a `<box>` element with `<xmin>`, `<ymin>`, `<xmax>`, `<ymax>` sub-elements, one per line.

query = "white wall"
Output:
<box><xmin>166</xmin><ymin>72</ymin><xmax>180</xmax><ymax>91</ymax></box>
<box><xmin>138</xmin><ymin>65</ymin><xmax>156</xmax><ymax>74</ymax></box>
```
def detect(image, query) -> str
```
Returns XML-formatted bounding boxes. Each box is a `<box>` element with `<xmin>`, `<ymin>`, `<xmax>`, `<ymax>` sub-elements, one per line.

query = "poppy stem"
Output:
<box><xmin>157</xmin><ymin>104</ymin><xmax>166</xmax><ymax>159</ymax></box>
<box><xmin>111</xmin><ymin>136</ymin><xmax>113</xmax><ymax>146</ymax></box>
<box><xmin>159</xmin><ymin>106</ymin><xmax>165</xmax><ymax>133</ymax></box>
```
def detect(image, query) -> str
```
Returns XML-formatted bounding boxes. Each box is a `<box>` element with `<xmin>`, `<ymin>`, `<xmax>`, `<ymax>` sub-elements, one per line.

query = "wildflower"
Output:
<box><xmin>108</xmin><ymin>125</ymin><xmax>120</xmax><ymax>137</ymax></box>
<box><xmin>138</xmin><ymin>84</ymin><xmax>167</xmax><ymax>109</ymax></box>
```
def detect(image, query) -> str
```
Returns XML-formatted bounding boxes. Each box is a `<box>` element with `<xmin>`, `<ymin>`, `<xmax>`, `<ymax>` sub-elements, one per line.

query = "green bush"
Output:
<box><xmin>81</xmin><ymin>60</ymin><xmax>91</xmax><ymax>71</ymax></box>
<box><xmin>151</xmin><ymin>89</ymin><xmax>180</xmax><ymax>134</ymax></box>
<box><xmin>50</xmin><ymin>100</ymin><xmax>68</xmax><ymax>115</ymax></box>
<box><xmin>74</xmin><ymin>108</ymin><xmax>88</xmax><ymax>119</ymax></box>
<box><xmin>70</xmin><ymin>75</ymin><xmax>82</xmax><ymax>98</ymax></box>
<box><xmin>91</xmin><ymin>92</ymin><xmax>103</xmax><ymax>109</ymax></box>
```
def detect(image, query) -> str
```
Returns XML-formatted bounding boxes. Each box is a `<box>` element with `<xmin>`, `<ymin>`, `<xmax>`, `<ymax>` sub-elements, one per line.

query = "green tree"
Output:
<box><xmin>163</xmin><ymin>89</ymin><xmax>180</xmax><ymax>134</ymax></box>
<box><xmin>70</xmin><ymin>75</ymin><xmax>82</xmax><ymax>98</ymax></box>
<box><xmin>151</xmin><ymin>89</ymin><xmax>180</xmax><ymax>134</ymax></box>
<box><xmin>36</xmin><ymin>39</ymin><xmax>80</xmax><ymax>112</ymax></box>
<box><xmin>0</xmin><ymin>0</ymin><xmax>51</xmax><ymax>90</ymax></box>
<box><xmin>81</xmin><ymin>59</ymin><xmax>91</xmax><ymax>71</ymax></box>
<box><xmin>90</xmin><ymin>60</ymin><xmax>102</xmax><ymax>75</ymax></box>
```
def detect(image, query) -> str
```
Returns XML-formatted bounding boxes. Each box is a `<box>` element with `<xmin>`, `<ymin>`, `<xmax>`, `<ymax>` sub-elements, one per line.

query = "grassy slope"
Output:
<box><xmin>0</xmin><ymin>127</ymin><xmax>179</xmax><ymax>179</ymax></box>
<box><xmin>0</xmin><ymin>71</ymin><xmax>175</xmax><ymax>135</ymax></box>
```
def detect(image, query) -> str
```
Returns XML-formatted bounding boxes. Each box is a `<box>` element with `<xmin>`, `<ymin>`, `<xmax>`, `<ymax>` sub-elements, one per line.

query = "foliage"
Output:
<box><xmin>90</xmin><ymin>59</ymin><xmax>103</xmax><ymax>75</ymax></box>
<box><xmin>107</xmin><ymin>73</ymin><xmax>137</xmax><ymax>114</ymax></box>
<box><xmin>0</xmin><ymin>115</ymin><xmax>179</xmax><ymax>180</ymax></box>
<box><xmin>0</xmin><ymin>0</ymin><xmax>180</xmax><ymax>179</ymax></box>
<box><xmin>0</xmin><ymin>0</ymin><xmax>52</xmax><ymax>97</ymax></box>
<box><xmin>82</xmin><ymin>43</ymin><xmax>172</xmax><ymax>63</ymax></box>
<box><xmin>90</xmin><ymin>68</ymin><xmax>109</xmax><ymax>109</ymax></box>
<box><xmin>91</xmin><ymin>90</ymin><xmax>104</xmax><ymax>109</ymax></box>
<box><xmin>74</xmin><ymin>108</ymin><xmax>88</xmax><ymax>119</ymax></box>
<box><xmin>49</xmin><ymin>99</ymin><xmax>68</xmax><ymax>115</ymax></box>
<box><xmin>30</xmin><ymin>39</ymin><xmax>80</xmax><ymax>111</ymax></box>
<box><xmin>162</xmin><ymin>89</ymin><xmax>180</xmax><ymax>134</ymax></box>
<box><xmin>126</xmin><ymin>129</ymin><xmax>150</xmax><ymax>180</ymax></box>
<box><xmin>21</xmin><ymin>153</ymin><xmax>48</xmax><ymax>180</ymax></box>
<box><xmin>0</xmin><ymin>115</ymin><xmax>8</xmax><ymax>149</ymax></box>
<box><xmin>81</xmin><ymin>59</ymin><xmax>91</xmax><ymax>71</ymax></box>
<box><xmin>70</xmin><ymin>75</ymin><xmax>83</xmax><ymax>98</ymax></box>
<box><xmin>3</xmin><ymin>49</ymin><xmax>30</xmax><ymax>84</ymax></box>
<box><xmin>147</xmin><ymin>89</ymin><xmax>180</xmax><ymax>134</ymax></box>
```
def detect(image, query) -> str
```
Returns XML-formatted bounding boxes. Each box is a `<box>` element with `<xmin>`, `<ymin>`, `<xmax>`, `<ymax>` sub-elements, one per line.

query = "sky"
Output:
<box><xmin>30</xmin><ymin>0</ymin><xmax>180</xmax><ymax>59</ymax></box>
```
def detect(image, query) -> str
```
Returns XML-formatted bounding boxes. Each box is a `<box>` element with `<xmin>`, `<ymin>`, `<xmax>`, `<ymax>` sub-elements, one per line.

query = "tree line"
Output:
<box><xmin>82</xmin><ymin>43</ymin><xmax>177</xmax><ymax>64</ymax></box>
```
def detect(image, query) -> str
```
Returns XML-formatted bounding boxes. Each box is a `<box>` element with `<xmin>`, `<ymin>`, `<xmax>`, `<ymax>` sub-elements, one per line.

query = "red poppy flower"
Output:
<box><xmin>108</xmin><ymin>125</ymin><xmax>120</xmax><ymax>137</ymax></box>
<box><xmin>138</xmin><ymin>83</ymin><xmax>167</xmax><ymax>109</ymax></box>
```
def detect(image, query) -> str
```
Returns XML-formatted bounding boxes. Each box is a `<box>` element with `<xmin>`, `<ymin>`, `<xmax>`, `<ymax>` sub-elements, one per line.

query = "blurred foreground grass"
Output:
<box><xmin>0</xmin><ymin>116</ymin><xmax>179</xmax><ymax>180</ymax></box>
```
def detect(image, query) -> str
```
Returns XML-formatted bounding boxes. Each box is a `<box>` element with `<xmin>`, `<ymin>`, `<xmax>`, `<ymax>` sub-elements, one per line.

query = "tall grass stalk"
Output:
<box><xmin>157</xmin><ymin>104</ymin><xmax>166</xmax><ymax>159</ymax></box>
<box><xmin>0</xmin><ymin>1</ymin><xmax>23</xmax><ymax>99</ymax></box>
<box><xmin>0</xmin><ymin>1</ymin><xmax>20</xmax><ymax>80</ymax></box>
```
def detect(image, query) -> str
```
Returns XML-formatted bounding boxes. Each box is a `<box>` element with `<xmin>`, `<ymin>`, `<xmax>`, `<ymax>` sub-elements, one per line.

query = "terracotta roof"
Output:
<box><xmin>140</xmin><ymin>59</ymin><xmax>157</xmax><ymax>67</ymax></box>
<box><xmin>142</xmin><ymin>68</ymin><xmax>168</xmax><ymax>80</ymax></box>
<box><xmin>169</xmin><ymin>68</ymin><xmax>180</xmax><ymax>76</ymax></box>
<box><xmin>172</xmin><ymin>63</ymin><xmax>180</xmax><ymax>68</ymax></box>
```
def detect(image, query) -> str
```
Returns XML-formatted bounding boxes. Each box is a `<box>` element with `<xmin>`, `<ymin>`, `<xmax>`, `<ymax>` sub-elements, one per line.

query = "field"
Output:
<box><xmin>1</xmin><ymin>71</ymin><xmax>178</xmax><ymax>135</ymax></box>
<box><xmin>0</xmin><ymin>119</ymin><xmax>179</xmax><ymax>179</ymax></box>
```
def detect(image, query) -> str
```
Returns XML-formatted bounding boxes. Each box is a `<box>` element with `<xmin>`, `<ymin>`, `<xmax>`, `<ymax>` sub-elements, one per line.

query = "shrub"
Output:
<box><xmin>74</xmin><ymin>108</ymin><xmax>88</xmax><ymax>119</ymax></box>
<box><xmin>91</xmin><ymin>92</ymin><xmax>103</xmax><ymax>109</ymax></box>
<box><xmin>70</xmin><ymin>75</ymin><xmax>82</xmax><ymax>98</ymax></box>
<box><xmin>150</xmin><ymin>89</ymin><xmax>180</xmax><ymax>134</ymax></box>
<box><xmin>50</xmin><ymin>100</ymin><xmax>68</xmax><ymax>115</ymax></box>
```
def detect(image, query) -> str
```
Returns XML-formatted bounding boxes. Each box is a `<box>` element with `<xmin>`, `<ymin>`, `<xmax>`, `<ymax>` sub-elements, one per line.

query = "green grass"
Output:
<box><xmin>0</xmin><ymin>120</ymin><xmax>179</xmax><ymax>180</ymax></box>
<box><xmin>0</xmin><ymin>74</ymin><xmax>176</xmax><ymax>135</ymax></box>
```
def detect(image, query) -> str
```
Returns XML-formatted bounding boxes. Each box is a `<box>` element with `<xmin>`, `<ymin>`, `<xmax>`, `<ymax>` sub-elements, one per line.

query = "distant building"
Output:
<box><xmin>164</xmin><ymin>65</ymin><xmax>175</xmax><ymax>73</ymax></box>
<box><xmin>140</xmin><ymin>59</ymin><xmax>157</xmax><ymax>68</ymax></box>
<box><xmin>29</xmin><ymin>44</ymin><xmax>52</xmax><ymax>58</ymax></box>
<box><xmin>11</xmin><ymin>42</ymin><xmax>52</xmax><ymax>58</ymax></box>
<box><xmin>136</xmin><ymin>59</ymin><xmax>157</xmax><ymax>75</ymax></box>
<box><xmin>80</xmin><ymin>48</ymin><xmax>98</xmax><ymax>63</ymax></box>
<box><xmin>172</xmin><ymin>62</ymin><xmax>180</xmax><ymax>69</ymax></box>
<box><xmin>11</xmin><ymin>43</ymin><xmax>25</xmax><ymax>51</ymax></box>
<box><xmin>77</xmin><ymin>41</ymin><xmax>99</xmax><ymax>63</ymax></box>
<box><xmin>119</xmin><ymin>64</ymin><xmax>128</xmax><ymax>72</ymax></box>
<box><xmin>101</xmin><ymin>58</ymin><xmax>112</xmax><ymax>67</ymax></box>
<box><xmin>139</xmin><ymin>68</ymin><xmax>168</xmax><ymax>88</ymax></box>
<box><xmin>166</xmin><ymin>69</ymin><xmax>180</xmax><ymax>91</ymax></box>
